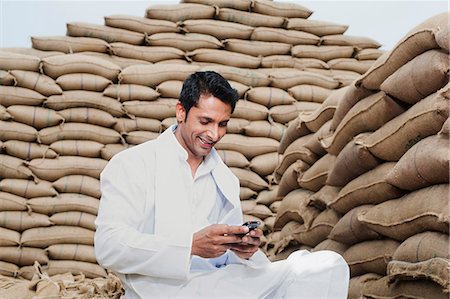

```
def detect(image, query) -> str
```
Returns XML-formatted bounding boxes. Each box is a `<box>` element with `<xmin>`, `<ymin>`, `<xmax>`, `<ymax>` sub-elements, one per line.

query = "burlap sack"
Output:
<box><xmin>105</xmin><ymin>15</ymin><xmax>178</xmax><ymax>35</ymax></box>
<box><xmin>261</xmin><ymin>55</ymin><xmax>328</xmax><ymax>70</ymax></box>
<box><xmin>47</xmin><ymin>244</ymin><xmax>96</xmax><ymax>264</ymax></box>
<box><xmin>181</xmin><ymin>19</ymin><xmax>253</xmax><ymax>40</ymax></box>
<box><xmin>79</xmin><ymin>51</ymin><xmax>151</xmax><ymax>69</ymax></box>
<box><xmin>356</xmin><ymin>12</ymin><xmax>448</xmax><ymax>90</ymax></box>
<box><xmin>46</xmin><ymin>260</ymin><xmax>107</xmax><ymax>278</ymax></box>
<box><xmin>380</xmin><ymin>49</ymin><xmax>449</xmax><ymax>104</ymax></box>
<box><xmin>328</xmin><ymin>58</ymin><xmax>374</xmax><ymax>74</ymax></box>
<box><xmin>123</xmin><ymin>99</ymin><xmax>177</xmax><ymax>120</ymax></box>
<box><xmin>0</xmin><ymin>155</ymin><xmax>36</xmax><ymax>181</ymax></box>
<box><xmin>52</xmin><ymin>175</ymin><xmax>100</xmax><ymax>198</ymax></box>
<box><xmin>216</xmin><ymin>134</ymin><xmax>279</xmax><ymax>159</ymax></box>
<box><xmin>244</xmin><ymin>121</ymin><xmax>285</xmax><ymax>141</ymax></box>
<box><xmin>275</xmin><ymin>135</ymin><xmax>316</xmax><ymax>180</ymax></box>
<box><xmin>246</xmin><ymin>204</ymin><xmax>273</xmax><ymax>220</ymax></box>
<box><xmin>240</xmin><ymin>187</ymin><xmax>257</xmax><ymax>200</ymax></box>
<box><xmin>250</xmin><ymin>27</ymin><xmax>319</xmax><ymax>45</ymax></box>
<box><xmin>0</xmin><ymin>51</ymin><xmax>41</xmax><ymax>72</ymax></box>
<box><xmin>286</xmin><ymin>18</ymin><xmax>348</xmax><ymax>36</ymax></box>
<box><xmin>216</xmin><ymin>150</ymin><xmax>249</xmax><ymax>168</ymax></box>
<box><xmin>299</xmin><ymin>154</ymin><xmax>336</xmax><ymax>192</ymax></box>
<box><xmin>0</xmin><ymin>179</ymin><xmax>58</xmax><ymax>198</ymax></box>
<box><xmin>0</xmin><ymin>71</ymin><xmax>16</xmax><ymax>87</ymax></box>
<box><xmin>230</xmin><ymin>167</ymin><xmax>268</xmax><ymax>191</ymax></box>
<box><xmin>3</xmin><ymin>141</ymin><xmax>57</xmax><ymax>161</ymax></box>
<box><xmin>313</xmin><ymin>238</ymin><xmax>349</xmax><ymax>255</ymax></box>
<box><xmin>217</xmin><ymin>8</ymin><xmax>285</xmax><ymax>28</ymax></box>
<box><xmin>125</xmin><ymin>131</ymin><xmax>159</xmax><ymax>145</ymax></box>
<box><xmin>252</xmin><ymin>0</ymin><xmax>312</xmax><ymax>17</ymax></box>
<box><xmin>0</xmin><ymin>86</ymin><xmax>46</xmax><ymax>107</ymax></box>
<box><xmin>182</xmin><ymin>0</ymin><xmax>251</xmax><ymax>10</ymax></box>
<box><xmin>0</xmin><ymin>191</ymin><xmax>27</xmax><ymax>212</ymax></box>
<box><xmin>0</xmin><ymin>247</ymin><xmax>48</xmax><ymax>267</ymax></box>
<box><xmin>147</xmin><ymin>33</ymin><xmax>222</xmax><ymax>52</ymax></box>
<box><xmin>321</xmin><ymin>34</ymin><xmax>381</xmax><ymax>49</ymax></box>
<box><xmin>291</xmin><ymin>45</ymin><xmax>354</xmax><ymax>61</ymax></box>
<box><xmin>249</xmin><ymin>152</ymin><xmax>281</xmax><ymax>177</ymax></box>
<box><xmin>155</xmin><ymin>80</ymin><xmax>183</xmax><ymax>99</ymax></box>
<box><xmin>343</xmin><ymin>239</ymin><xmax>400</xmax><ymax>277</ymax></box>
<box><xmin>326</xmin><ymin>133</ymin><xmax>381</xmax><ymax>187</ymax></box>
<box><xmin>393</xmin><ymin>232</ymin><xmax>448</xmax><ymax>262</ymax></box>
<box><xmin>27</xmin><ymin>156</ymin><xmax>108</xmax><ymax>181</ymax></box>
<box><xmin>188</xmin><ymin>49</ymin><xmax>261</xmax><ymax>69</ymax></box>
<box><xmin>278</xmin><ymin>116</ymin><xmax>310</xmax><ymax>154</ymax></box>
<box><xmin>348</xmin><ymin>273</ymin><xmax>382</xmax><ymax>299</ymax></box>
<box><xmin>67</xmin><ymin>22</ymin><xmax>145</xmax><ymax>45</ymax></box>
<box><xmin>269</xmin><ymin>200</ymin><xmax>281</xmax><ymax>214</ymax></box>
<box><xmin>354</xmin><ymin>48</ymin><xmax>384</xmax><ymax>61</ymax></box>
<box><xmin>269</xmin><ymin>102</ymin><xmax>321</xmax><ymax>124</ymax></box>
<box><xmin>56</xmin><ymin>73</ymin><xmax>111</xmax><ymax>92</ymax></box>
<box><xmin>307</xmin><ymin>185</ymin><xmax>340</xmax><ymax>211</ymax></box>
<box><xmin>268</xmin><ymin>68</ymin><xmax>339</xmax><ymax>90</ymax></box>
<box><xmin>329</xmin><ymin>204</ymin><xmax>380</xmax><ymax>245</ymax></box>
<box><xmin>39</xmin><ymin>123</ymin><xmax>123</xmax><ymax>145</ymax></box>
<box><xmin>28</xmin><ymin>193</ymin><xmax>99</xmax><ymax>216</ymax></box>
<box><xmin>358</xmin><ymin>184</ymin><xmax>449</xmax><ymax>241</ymax></box>
<box><xmin>103</xmin><ymin>84</ymin><xmax>160</xmax><ymax>102</ymax></box>
<box><xmin>31</xmin><ymin>36</ymin><xmax>109</xmax><ymax>54</ymax></box>
<box><xmin>0</xmin><ymin>121</ymin><xmax>37</xmax><ymax>143</ymax></box>
<box><xmin>438</xmin><ymin>117</ymin><xmax>450</xmax><ymax>136</ymax></box>
<box><xmin>329</xmin><ymin>162</ymin><xmax>403</xmax><ymax>214</ymax></box>
<box><xmin>277</xmin><ymin>161</ymin><xmax>304</xmax><ymax>197</ymax></box>
<box><xmin>45</xmin><ymin>91</ymin><xmax>126</xmax><ymax>117</ymax></box>
<box><xmin>295</xmin><ymin>208</ymin><xmax>340</xmax><ymax>247</ymax></box>
<box><xmin>274</xmin><ymin>189</ymin><xmax>318</xmax><ymax>230</ymax></box>
<box><xmin>362</xmin><ymin>85</ymin><xmax>449</xmax><ymax>161</ymax></box>
<box><xmin>241</xmin><ymin>199</ymin><xmax>257</xmax><ymax>214</ymax></box>
<box><xmin>200</xmin><ymin>65</ymin><xmax>270</xmax><ymax>87</ymax></box>
<box><xmin>3</xmin><ymin>47</ymin><xmax>63</xmax><ymax>58</ymax></box>
<box><xmin>0</xmin><ymin>261</ymin><xmax>19</xmax><ymax>277</ymax></box>
<box><xmin>6</xmin><ymin>106</ymin><xmax>63</xmax><ymax>130</ymax></box>
<box><xmin>0</xmin><ymin>211</ymin><xmax>51</xmax><ymax>231</ymax></box>
<box><xmin>256</xmin><ymin>187</ymin><xmax>280</xmax><ymax>206</ymax></box>
<box><xmin>114</xmin><ymin>117</ymin><xmax>161</xmax><ymax>135</ymax></box>
<box><xmin>288</xmin><ymin>84</ymin><xmax>331</xmax><ymax>104</ymax></box>
<box><xmin>320</xmin><ymin>91</ymin><xmax>405</xmax><ymax>156</ymax></box>
<box><xmin>145</xmin><ymin>3</ymin><xmax>215</xmax><ymax>22</ymax></box>
<box><xmin>0</xmin><ymin>227</ymin><xmax>20</xmax><ymax>247</ymax></box>
<box><xmin>223</xmin><ymin>39</ymin><xmax>291</xmax><ymax>57</ymax></box>
<box><xmin>119</xmin><ymin>64</ymin><xmax>199</xmax><ymax>87</ymax></box>
<box><xmin>57</xmin><ymin>107</ymin><xmax>117</xmax><ymax>127</ymax></box>
<box><xmin>50</xmin><ymin>139</ymin><xmax>104</xmax><ymax>158</ymax></box>
<box><xmin>232</xmin><ymin>100</ymin><xmax>268</xmax><ymax>121</ymax></box>
<box><xmin>0</xmin><ymin>105</ymin><xmax>11</xmax><ymax>121</ymax></box>
<box><xmin>306</xmin><ymin>68</ymin><xmax>360</xmax><ymax>87</ymax></box>
<box><xmin>21</xmin><ymin>226</ymin><xmax>94</xmax><ymax>248</ymax></box>
<box><xmin>42</xmin><ymin>53</ymin><xmax>121</xmax><ymax>81</ymax></box>
<box><xmin>50</xmin><ymin>211</ymin><xmax>96</xmax><ymax>231</ymax></box>
<box><xmin>100</xmin><ymin>144</ymin><xmax>131</xmax><ymax>161</ymax></box>
<box><xmin>10</xmin><ymin>70</ymin><xmax>62</xmax><ymax>96</ymax></box>
<box><xmin>264</xmin><ymin>215</ymin><xmax>276</xmax><ymax>231</ymax></box>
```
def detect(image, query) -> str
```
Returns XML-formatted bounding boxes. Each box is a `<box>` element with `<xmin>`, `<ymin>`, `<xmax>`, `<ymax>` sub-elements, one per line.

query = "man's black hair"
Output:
<box><xmin>179</xmin><ymin>71</ymin><xmax>239</xmax><ymax>117</ymax></box>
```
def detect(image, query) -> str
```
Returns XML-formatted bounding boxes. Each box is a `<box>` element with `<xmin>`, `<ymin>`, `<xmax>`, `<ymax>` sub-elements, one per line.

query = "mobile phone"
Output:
<box><xmin>242</xmin><ymin>221</ymin><xmax>261</xmax><ymax>231</ymax></box>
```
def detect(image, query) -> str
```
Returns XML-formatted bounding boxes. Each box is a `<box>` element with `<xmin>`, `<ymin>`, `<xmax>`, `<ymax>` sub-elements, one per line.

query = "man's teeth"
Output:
<box><xmin>199</xmin><ymin>137</ymin><xmax>213</xmax><ymax>145</ymax></box>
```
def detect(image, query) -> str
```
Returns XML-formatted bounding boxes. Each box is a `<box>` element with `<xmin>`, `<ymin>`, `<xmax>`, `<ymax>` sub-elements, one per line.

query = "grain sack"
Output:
<box><xmin>393</xmin><ymin>231</ymin><xmax>448</xmax><ymax>262</ymax></box>
<box><xmin>57</xmin><ymin>107</ymin><xmax>117</xmax><ymax>128</ymax></box>
<box><xmin>46</xmin><ymin>260</ymin><xmax>107</xmax><ymax>278</ymax></box>
<box><xmin>255</xmin><ymin>187</ymin><xmax>280</xmax><ymax>206</ymax></box>
<box><xmin>50</xmin><ymin>211</ymin><xmax>96</xmax><ymax>231</ymax></box>
<box><xmin>232</xmin><ymin>100</ymin><xmax>268</xmax><ymax>121</ymax></box>
<box><xmin>216</xmin><ymin>134</ymin><xmax>279</xmax><ymax>160</ymax></box>
<box><xmin>181</xmin><ymin>19</ymin><xmax>254</xmax><ymax>40</ymax></box>
<box><xmin>438</xmin><ymin>117</ymin><xmax>450</xmax><ymax>136</ymax></box>
<box><xmin>216</xmin><ymin>150</ymin><xmax>249</xmax><ymax>168</ymax></box>
<box><xmin>278</xmin><ymin>116</ymin><xmax>310</xmax><ymax>154</ymax></box>
<box><xmin>354</xmin><ymin>48</ymin><xmax>384</xmax><ymax>60</ymax></box>
<box><xmin>0</xmin><ymin>86</ymin><xmax>46</xmax><ymax>107</ymax></box>
<box><xmin>240</xmin><ymin>187</ymin><xmax>257</xmax><ymax>200</ymax></box>
<box><xmin>56</xmin><ymin>73</ymin><xmax>111</xmax><ymax>92</ymax></box>
<box><xmin>0</xmin><ymin>105</ymin><xmax>11</xmax><ymax>121</ymax></box>
<box><xmin>286</xmin><ymin>18</ymin><xmax>348</xmax><ymax>36</ymax></box>
<box><xmin>244</xmin><ymin>120</ymin><xmax>285</xmax><ymax>141</ymax></box>
<box><xmin>123</xmin><ymin>99</ymin><xmax>177</xmax><ymax>120</ymax></box>
<box><xmin>320</xmin><ymin>91</ymin><xmax>405</xmax><ymax>156</ymax></box>
<box><xmin>249</xmin><ymin>152</ymin><xmax>281</xmax><ymax>177</ymax></box>
<box><xmin>10</xmin><ymin>70</ymin><xmax>63</xmax><ymax>96</ymax></box>
<box><xmin>41</xmin><ymin>54</ymin><xmax>121</xmax><ymax>81</ymax></box>
<box><xmin>0</xmin><ymin>191</ymin><xmax>27</xmax><ymax>211</ymax></box>
<box><xmin>362</xmin><ymin>86</ymin><xmax>449</xmax><ymax>161</ymax></box>
<box><xmin>356</xmin><ymin>12</ymin><xmax>448</xmax><ymax>90</ymax></box>
<box><xmin>435</xmin><ymin>22</ymin><xmax>449</xmax><ymax>51</ymax></box>
<box><xmin>273</xmin><ymin>189</ymin><xmax>318</xmax><ymax>230</ymax></box>
<box><xmin>230</xmin><ymin>167</ymin><xmax>268</xmax><ymax>191</ymax></box>
<box><xmin>251</xmin><ymin>0</ymin><xmax>312</xmax><ymax>18</ymax></box>
<box><xmin>6</xmin><ymin>105</ymin><xmax>64</xmax><ymax>129</ymax></box>
<box><xmin>269</xmin><ymin>200</ymin><xmax>281</xmax><ymax>215</ymax></box>
<box><xmin>294</xmin><ymin>208</ymin><xmax>341</xmax><ymax>247</ymax></box>
<box><xmin>291</xmin><ymin>45</ymin><xmax>354</xmax><ymax>61</ymax></box>
<box><xmin>268</xmin><ymin>68</ymin><xmax>339</xmax><ymax>90</ymax></box>
<box><xmin>0</xmin><ymin>211</ymin><xmax>51</xmax><ymax>232</ymax></box>
<box><xmin>200</xmin><ymin>65</ymin><xmax>270</xmax><ymax>87</ymax></box>
<box><xmin>3</xmin><ymin>141</ymin><xmax>57</xmax><ymax>161</ymax></box>
<box><xmin>52</xmin><ymin>175</ymin><xmax>100</xmax><ymax>198</ymax></box>
<box><xmin>0</xmin><ymin>227</ymin><xmax>20</xmax><ymax>247</ymax></box>
<box><xmin>0</xmin><ymin>261</ymin><xmax>19</xmax><ymax>277</ymax></box>
<box><xmin>103</xmin><ymin>84</ymin><xmax>160</xmax><ymax>102</ymax></box>
<box><xmin>229</xmin><ymin>81</ymin><xmax>249</xmax><ymax>99</ymax></box>
<box><xmin>264</xmin><ymin>216</ymin><xmax>276</xmax><ymax>231</ymax></box>
<box><xmin>47</xmin><ymin>244</ymin><xmax>96</xmax><ymax>264</ymax></box>
<box><xmin>329</xmin><ymin>83</ymin><xmax>375</xmax><ymax>132</ymax></box>
<box><xmin>299</xmin><ymin>154</ymin><xmax>336</xmax><ymax>192</ymax></box>
<box><xmin>329</xmin><ymin>205</ymin><xmax>380</xmax><ymax>245</ymax></box>
<box><xmin>358</xmin><ymin>184</ymin><xmax>449</xmax><ymax>241</ymax></box>
<box><xmin>125</xmin><ymin>131</ymin><xmax>159</xmax><ymax>145</ymax></box>
<box><xmin>0</xmin><ymin>179</ymin><xmax>58</xmax><ymax>198</ymax></box>
<box><xmin>28</xmin><ymin>193</ymin><xmax>99</xmax><ymax>216</ymax></box>
<box><xmin>181</xmin><ymin>0</ymin><xmax>251</xmax><ymax>10</ymax></box>
<box><xmin>27</xmin><ymin>156</ymin><xmax>108</xmax><ymax>182</ymax></box>
<box><xmin>45</xmin><ymin>90</ymin><xmax>127</xmax><ymax>117</ymax></box>
<box><xmin>79</xmin><ymin>51</ymin><xmax>151</xmax><ymax>69</ymax></box>
<box><xmin>245</xmin><ymin>87</ymin><xmax>295</xmax><ymax>108</ymax></box>
<box><xmin>31</xmin><ymin>36</ymin><xmax>109</xmax><ymax>54</ymax></box>
<box><xmin>100</xmin><ymin>144</ymin><xmax>131</xmax><ymax>161</ymax></box>
<box><xmin>21</xmin><ymin>225</ymin><xmax>94</xmax><ymax>248</ymax></box>
<box><xmin>343</xmin><ymin>239</ymin><xmax>400</xmax><ymax>277</ymax></box>
<box><xmin>188</xmin><ymin>49</ymin><xmax>261</xmax><ymax>69</ymax></box>
<box><xmin>110</xmin><ymin>43</ymin><xmax>185</xmax><ymax>64</ymax></box>
<box><xmin>246</xmin><ymin>204</ymin><xmax>273</xmax><ymax>220</ymax></box>
<box><xmin>217</xmin><ymin>8</ymin><xmax>285</xmax><ymax>28</ymax></box>
<box><xmin>2</xmin><ymin>47</ymin><xmax>63</xmax><ymax>59</ymax></box>
<box><xmin>156</xmin><ymin>80</ymin><xmax>183</xmax><ymax>99</ymax></box>
<box><xmin>119</xmin><ymin>64</ymin><xmax>199</xmax><ymax>88</ymax></box>
<box><xmin>104</xmin><ymin>15</ymin><xmax>178</xmax><ymax>35</ymax></box>
<box><xmin>313</xmin><ymin>239</ymin><xmax>349</xmax><ymax>256</ymax></box>
<box><xmin>251</xmin><ymin>27</ymin><xmax>319</xmax><ymax>45</ymax></box>
<box><xmin>321</xmin><ymin>34</ymin><xmax>381</xmax><ymax>49</ymax></box>
<box><xmin>329</xmin><ymin>162</ymin><xmax>404</xmax><ymax>214</ymax></box>
<box><xmin>0</xmin><ymin>71</ymin><xmax>16</xmax><ymax>86</ymax></box>
<box><xmin>67</xmin><ymin>22</ymin><xmax>144</xmax><ymax>45</ymax></box>
<box><xmin>261</xmin><ymin>55</ymin><xmax>329</xmax><ymax>70</ymax></box>
<box><xmin>327</xmin><ymin>58</ymin><xmax>374</xmax><ymax>74</ymax></box>
<box><xmin>326</xmin><ymin>133</ymin><xmax>380</xmax><ymax>187</ymax></box>
<box><xmin>0</xmin><ymin>155</ymin><xmax>36</xmax><ymax>181</ymax></box>
<box><xmin>277</xmin><ymin>161</ymin><xmax>304</xmax><ymax>197</ymax></box>
<box><xmin>226</xmin><ymin>118</ymin><xmax>249</xmax><ymax>134</ymax></box>
<box><xmin>306</xmin><ymin>68</ymin><xmax>360</xmax><ymax>87</ymax></box>
<box><xmin>147</xmin><ymin>33</ymin><xmax>222</xmax><ymax>52</ymax></box>
<box><xmin>223</xmin><ymin>39</ymin><xmax>291</xmax><ymax>57</ymax></box>
<box><xmin>114</xmin><ymin>117</ymin><xmax>161</xmax><ymax>134</ymax></box>
<box><xmin>146</xmin><ymin>3</ymin><xmax>215</xmax><ymax>22</ymax></box>
<box><xmin>39</xmin><ymin>123</ymin><xmax>123</xmax><ymax>145</ymax></box>
<box><xmin>308</xmin><ymin>185</ymin><xmax>341</xmax><ymax>211</ymax></box>
<box><xmin>0</xmin><ymin>51</ymin><xmax>41</xmax><ymax>72</ymax></box>
<box><xmin>279</xmin><ymin>134</ymin><xmax>319</xmax><ymax>170</ymax></box>
<box><xmin>0</xmin><ymin>247</ymin><xmax>48</xmax><ymax>267</ymax></box>
<box><xmin>241</xmin><ymin>199</ymin><xmax>257</xmax><ymax>214</ymax></box>
<box><xmin>362</xmin><ymin>276</ymin><xmax>447</xmax><ymax>299</ymax></box>
<box><xmin>0</xmin><ymin>121</ymin><xmax>37</xmax><ymax>143</ymax></box>
<box><xmin>348</xmin><ymin>273</ymin><xmax>382</xmax><ymax>299</ymax></box>
<box><xmin>380</xmin><ymin>49</ymin><xmax>449</xmax><ymax>104</ymax></box>
<box><xmin>288</xmin><ymin>85</ymin><xmax>332</xmax><ymax>103</ymax></box>
<box><xmin>386</xmin><ymin>135</ymin><xmax>449</xmax><ymax>191</ymax></box>
<box><xmin>269</xmin><ymin>102</ymin><xmax>321</xmax><ymax>124</ymax></box>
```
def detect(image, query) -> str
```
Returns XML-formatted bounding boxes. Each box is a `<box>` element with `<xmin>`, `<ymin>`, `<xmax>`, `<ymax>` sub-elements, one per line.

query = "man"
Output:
<box><xmin>95</xmin><ymin>71</ymin><xmax>349</xmax><ymax>298</ymax></box>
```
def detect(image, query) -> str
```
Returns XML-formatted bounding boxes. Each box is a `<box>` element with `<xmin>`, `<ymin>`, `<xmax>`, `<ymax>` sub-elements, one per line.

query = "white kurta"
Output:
<box><xmin>95</xmin><ymin>125</ymin><xmax>349</xmax><ymax>298</ymax></box>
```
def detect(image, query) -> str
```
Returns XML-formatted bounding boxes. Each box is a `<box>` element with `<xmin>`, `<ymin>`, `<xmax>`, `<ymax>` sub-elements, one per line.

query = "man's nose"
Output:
<box><xmin>207</xmin><ymin>125</ymin><xmax>219</xmax><ymax>141</ymax></box>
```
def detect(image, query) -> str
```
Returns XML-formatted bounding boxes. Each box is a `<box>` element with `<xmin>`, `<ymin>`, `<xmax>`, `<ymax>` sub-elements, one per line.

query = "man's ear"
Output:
<box><xmin>175</xmin><ymin>102</ymin><xmax>186</xmax><ymax>123</ymax></box>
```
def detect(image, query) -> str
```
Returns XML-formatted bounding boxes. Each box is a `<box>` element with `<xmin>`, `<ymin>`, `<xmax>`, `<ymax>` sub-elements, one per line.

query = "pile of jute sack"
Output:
<box><xmin>268</xmin><ymin>11</ymin><xmax>449</xmax><ymax>299</ymax></box>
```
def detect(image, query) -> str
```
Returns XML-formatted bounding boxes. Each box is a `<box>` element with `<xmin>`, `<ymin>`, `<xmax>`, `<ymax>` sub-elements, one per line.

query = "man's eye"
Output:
<box><xmin>200</xmin><ymin>120</ymin><xmax>208</xmax><ymax>125</ymax></box>
<box><xmin>219</xmin><ymin>122</ymin><xmax>228</xmax><ymax>127</ymax></box>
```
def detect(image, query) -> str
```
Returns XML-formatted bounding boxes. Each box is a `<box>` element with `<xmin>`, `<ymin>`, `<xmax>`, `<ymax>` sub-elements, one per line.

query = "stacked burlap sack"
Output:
<box><xmin>270</xmin><ymin>11</ymin><xmax>449</xmax><ymax>298</ymax></box>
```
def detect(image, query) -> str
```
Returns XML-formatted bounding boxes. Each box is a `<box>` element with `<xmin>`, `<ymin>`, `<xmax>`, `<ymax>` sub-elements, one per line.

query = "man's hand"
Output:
<box><xmin>191</xmin><ymin>224</ymin><xmax>249</xmax><ymax>258</ymax></box>
<box><xmin>229</xmin><ymin>228</ymin><xmax>262</xmax><ymax>260</ymax></box>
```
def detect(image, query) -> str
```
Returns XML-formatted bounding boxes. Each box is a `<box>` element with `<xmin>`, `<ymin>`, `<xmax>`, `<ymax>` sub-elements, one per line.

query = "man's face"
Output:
<box><xmin>175</xmin><ymin>94</ymin><xmax>232</xmax><ymax>161</ymax></box>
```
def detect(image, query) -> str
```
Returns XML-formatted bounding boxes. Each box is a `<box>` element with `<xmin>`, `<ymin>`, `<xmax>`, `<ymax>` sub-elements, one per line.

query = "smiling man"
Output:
<box><xmin>94</xmin><ymin>71</ymin><xmax>349</xmax><ymax>298</ymax></box>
